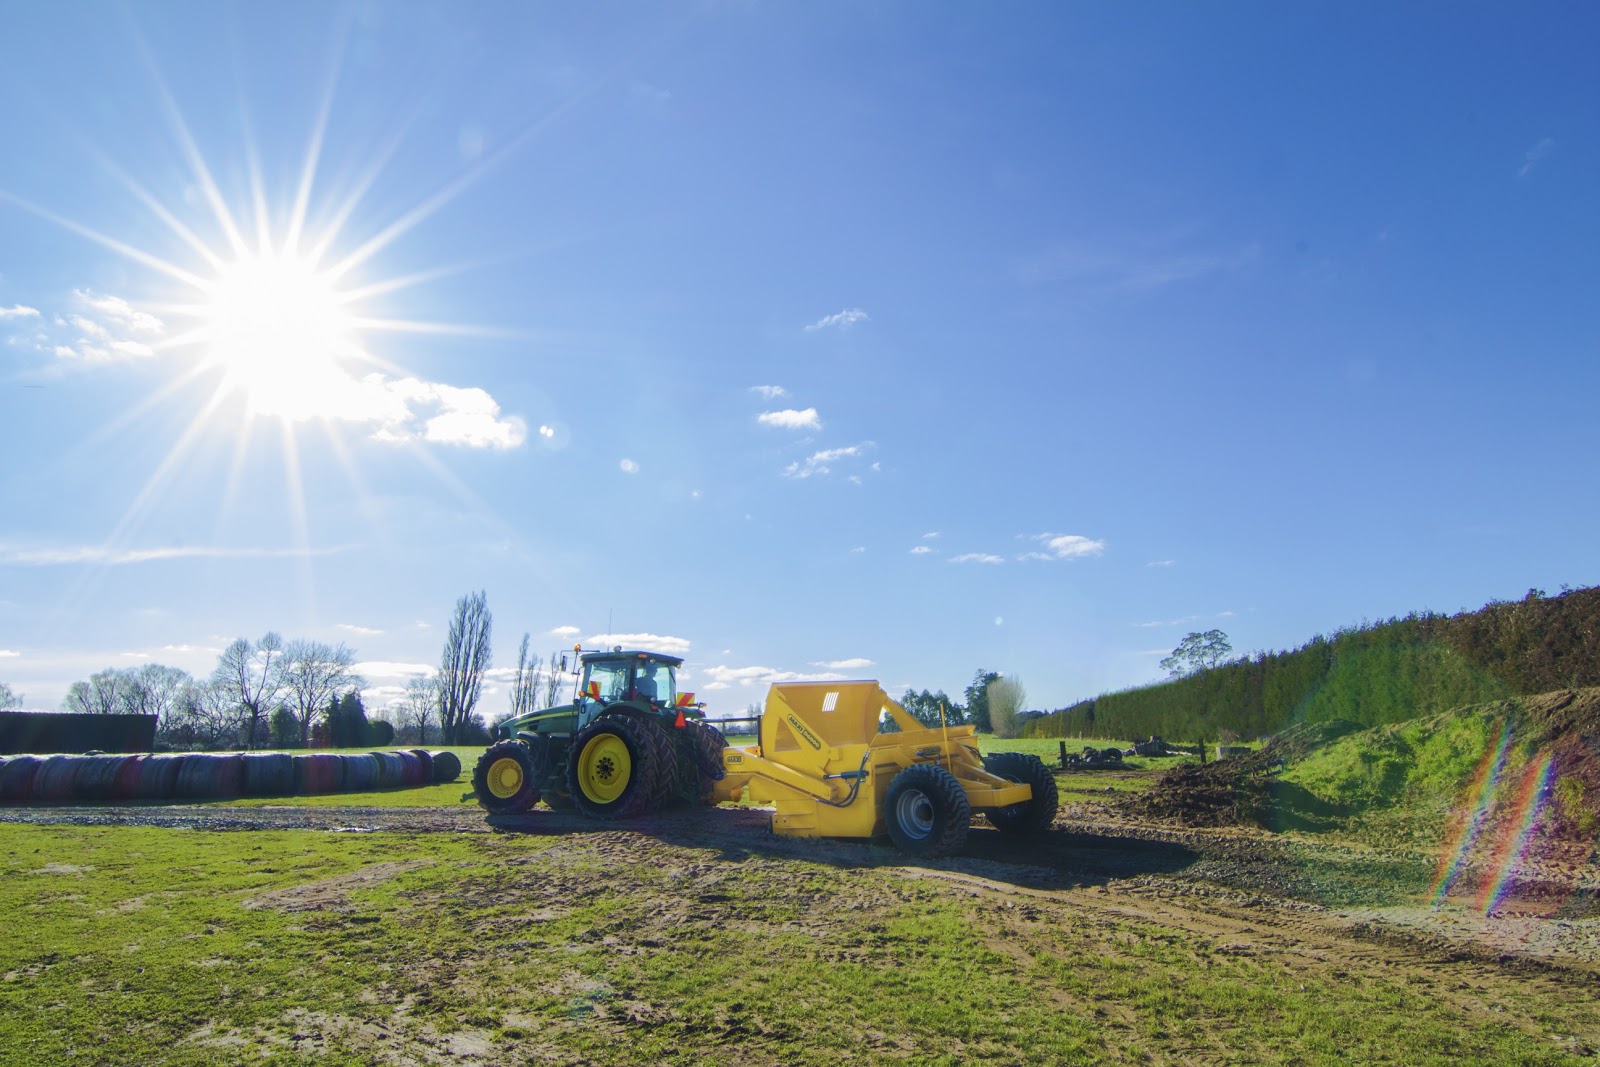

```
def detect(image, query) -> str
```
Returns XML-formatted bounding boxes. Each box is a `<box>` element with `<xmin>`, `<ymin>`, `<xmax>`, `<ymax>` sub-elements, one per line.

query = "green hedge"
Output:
<box><xmin>1026</xmin><ymin>586</ymin><xmax>1600</xmax><ymax>742</ymax></box>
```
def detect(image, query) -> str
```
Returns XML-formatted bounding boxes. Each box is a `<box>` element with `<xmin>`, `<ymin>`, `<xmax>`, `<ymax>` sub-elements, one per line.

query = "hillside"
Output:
<box><xmin>1027</xmin><ymin>585</ymin><xmax>1600</xmax><ymax>743</ymax></box>
<box><xmin>1123</xmin><ymin>688</ymin><xmax>1599</xmax><ymax>912</ymax></box>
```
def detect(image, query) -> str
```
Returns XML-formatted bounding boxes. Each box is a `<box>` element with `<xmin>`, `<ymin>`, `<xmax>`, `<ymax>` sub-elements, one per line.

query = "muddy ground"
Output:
<box><xmin>7</xmin><ymin>791</ymin><xmax>1599</xmax><ymax>978</ymax></box>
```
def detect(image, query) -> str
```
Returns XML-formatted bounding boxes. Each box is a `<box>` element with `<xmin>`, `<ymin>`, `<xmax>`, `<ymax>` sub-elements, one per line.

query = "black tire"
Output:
<box><xmin>566</xmin><ymin>715</ymin><xmax>660</xmax><ymax>820</ymax></box>
<box><xmin>541</xmin><ymin>789</ymin><xmax>576</xmax><ymax>811</ymax></box>
<box><xmin>472</xmin><ymin>738</ymin><xmax>548</xmax><ymax>814</ymax></box>
<box><xmin>686</xmin><ymin>721</ymin><xmax>729</xmax><ymax>804</ymax></box>
<box><xmin>883</xmin><ymin>764</ymin><xmax>970</xmax><ymax>857</ymax></box>
<box><xmin>982</xmin><ymin>752</ymin><xmax>1060</xmax><ymax>835</ymax></box>
<box><xmin>633</xmin><ymin>717</ymin><xmax>683</xmax><ymax>806</ymax></box>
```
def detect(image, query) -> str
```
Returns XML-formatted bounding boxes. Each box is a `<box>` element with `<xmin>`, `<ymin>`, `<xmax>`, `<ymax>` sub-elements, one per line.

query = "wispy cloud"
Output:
<box><xmin>585</xmin><ymin>632</ymin><xmax>691</xmax><ymax>655</ymax></box>
<box><xmin>353</xmin><ymin>660</ymin><xmax>435</xmax><ymax>679</ymax></box>
<box><xmin>757</xmin><ymin>407</ymin><xmax>821</xmax><ymax>430</ymax></box>
<box><xmin>1019</xmin><ymin>533</ymin><xmax>1106</xmax><ymax>562</ymax></box>
<box><xmin>337</xmin><ymin>623</ymin><xmax>383</xmax><ymax>636</ymax></box>
<box><xmin>1519</xmin><ymin>137</ymin><xmax>1556</xmax><ymax>178</ymax></box>
<box><xmin>549</xmin><ymin>625</ymin><xmax>580</xmax><ymax>637</ymax></box>
<box><xmin>921</xmin><ymin>531</ymin><xmax>940</xmax><ymax>539</ymax></box>
<box><xmin>1146</xmin><ymin>559</ymin><xmax>1176</xmax><ymax>568</ymax></box>
<box><xmin>0</xmin><ymin>543</ymin><xmax>355</xmax><ymax>567</ymax></box>
<box><xmin>619</xmin><ymin>458</ymin><xmax>639</xmax><ymax>474</ymax></box>
<box><xmin>702</xmin><ymin>663</ymin><xmax>845</xmax><ymax>690</ymax></box>
<box><xmin>950</xmin><ymin>553</ymin><xmax>1005</xmax><ymax>565</ymax></box>
<box><xmin>782</xmin><ymin>442</ymin><xmax>874</xmax><ymax>479</ymax></box>
<box><xmin>1019</xmin><ymin>240</ymin><xmax>1257</xmax><ymax>293</ymax></box>
<box><xmin>1133</xmin><ymin>611</ymin><xmax>1233</xmax><ymax>629</ymax></box>
<box><xmin>804</xmin><ymin>307</ymin><xmax>868</xmax><ymax>332</ymax></box>
<box><xmin>750</xmin><ymin>385</ymin><xmax>787</xmax><ymax>400</ymax></box>
<box><xmin>812</xmin><ymin>657</ymin><xmax>873</xmax><ymax>670</ymax></box>
<box><xmin>0</xmin><ymin>649</ymin><xmax>19</xmax><ymax>657</ymax></box>
<box><xmin>910</xmin><ymin>545</ymin><xmax>933</xmax><ymax>555</ymax></box>
<box><xmin>51</xmin><ymin>289</ymin><xmax>164</xmax><ymax>362</ymax></box>
<box><xmin>0</xmin><ymin>305</ymin><xmax>40</xmax><ymax>319</ymax></box>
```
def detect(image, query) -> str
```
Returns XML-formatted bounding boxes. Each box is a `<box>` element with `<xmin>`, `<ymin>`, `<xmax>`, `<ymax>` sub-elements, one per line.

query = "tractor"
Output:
<box><xmin>472</xmin><ymin>647</ymin><xmax>726</xmax><ymax>818</ymax></box>
<box><xmin>473</xmin><ymin>653</ymin><xmax>1060</xmax><ymax>858</ymax></box>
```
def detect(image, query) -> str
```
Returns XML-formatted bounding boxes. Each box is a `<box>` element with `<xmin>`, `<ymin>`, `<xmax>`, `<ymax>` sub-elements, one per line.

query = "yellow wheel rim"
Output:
<box><xmin>486</xmin><ymin>756</ymin><xmax>525</xmax><ymax>799</ymax></box>
<box><xmin>577</xmin><ymin>733</ymin><xmax>632</xmax><ymax>804</ymax></box>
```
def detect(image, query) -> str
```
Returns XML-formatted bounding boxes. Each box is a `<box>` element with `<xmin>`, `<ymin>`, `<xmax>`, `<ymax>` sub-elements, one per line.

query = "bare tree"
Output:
<box><xmin>544</xmin><ymin>648</ymin><xmax>569</xmax><ymax>709</ymax></box>
<box><xmin>282</xmin><ymin>640</ymin><xmax>362</xmax><ymax>745</ymax></box>
<box><xmin>987</xmin><ymin>675</ymin><xmax>1028</xmax><ymax>739</ymax></box>
<box><xmin>63</xmin><ymin>668</ymin><xmax>133</xmax><ymax>714</ymax></box>
<box><xmin>510</xmin><ymin>633</ymin><xmax>540</xmax><ymax>719</ymax></box>
<box><xmin>123</xmin><ymin>664</ymin><xmax>194</xmax><ymax>732</ymax></box>
<box><xmin>183</xmin><ymin>678</ymin><xmax>244</xmax><ymax>747</ymax></box>
<box><xmin>398</xmin><ymin>675</ymin><xmax>438</xmax><ymax>744</ymax></box>
<box><xmin>0</xmin><ymin>681</ymin><xmax>21</xmax><ymax>711</ymax></box>
<box><xmin>437</xmin><ymin>591</ymin><xmax>492</xmax><ymax>744</ymax></box>
<box><xmin>212</xmin><ymin>633</ymin><xmax>287</xmax><ymax>749</ymax></box>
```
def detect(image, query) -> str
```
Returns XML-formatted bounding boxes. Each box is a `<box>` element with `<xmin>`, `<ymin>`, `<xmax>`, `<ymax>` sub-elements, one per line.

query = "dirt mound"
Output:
<box><xmin>1119</xmin><ymin>719</ymin><xmax>1362</xmax><ymax>829</ymax></box>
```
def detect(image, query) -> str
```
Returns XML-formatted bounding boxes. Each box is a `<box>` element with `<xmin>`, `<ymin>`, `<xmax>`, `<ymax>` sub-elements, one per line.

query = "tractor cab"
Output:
<box><xmin>578</xmin><ymin>650</ymin><xmax>680</xmax><ymax>709</ymax></box>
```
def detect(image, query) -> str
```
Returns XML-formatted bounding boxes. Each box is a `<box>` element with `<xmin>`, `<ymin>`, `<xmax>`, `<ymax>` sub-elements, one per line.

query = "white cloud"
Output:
<box><xmin>1519</xmin><ymin>137</ymin><xmax>1556</xmax><ymax>177</ymax></box>
<box><xmin>0</xmin><ymin>305</ymin><xmax>40</xmax><ymax>319</ymax></box>
<box><xmin>0</xmin><ymin>649</ymin><xmax>17</xmax><ymax>657</ymax></box>
<box><xmin>0</xmin><ymin>543</ymin><xmax>354</xmax><ymax>566</ymax></box>
<box><xmin>338</xmin><ymin>623</ymin><xmax>383</xmax><ymax>636</ymax></box>
<box><xmin>370</xmin><ymin>377</ymin><xmax>526</xmax><ymax>449</ymax></box>
<box><xmin>701</xmin><ymin>664</ymin><xmax>846</xmax><ymax>690</ymax></box>
<box><xmin>995</xmin><ymin>617</ymin><xmax>1004</xmax><ymax>626</ymax></box>
<box><xmin>352</xmin><ymin>660</ymin><xmax>435</xmax><ymax>679</ymax></box>
<box><xmin>757</xmin><ymin>407</ymin><xmax>821</xmax><ymax>430</ymax></box>
<box><xmin>804</xmin><ymin>308</ymin><xmax>869</xmax><ymax>332</ymax></box>
<box><xmin>922</xmin><ymin>531</ymin><xmax>940</xmax><ymax>539</ymax></box>
<box><xmin>782</xmin><ymin>442</ymin><xmax>875</xmax><ymax>479</ymax></box>
<box><xmin>1146</xmin><ymin>559</ymin><xmax>1176</xmax><ymax>568</ymax></box>
<box><xmin>549</xmin><ymin>625</ymin><xmax>580</xmax><ymax>637</ymax></box>
<box><xmin>51</xmin><ymin>290</ymin><xmax>165</xmax><ymax>362</ymax></box>
<box><xmin>1022</xmin><ymin>533</ymin><xmax>1106</xmax><ymax>561</ymax></box>
<box><xmin>812</xmin><ymin>657</ymin><xmax>874</xmax><ymax>670</ymax></box>
<box><xmin>585</xmin><ymin>632</ymin><xmax>691</xmax><ymax>655</ymax></box>
<box><xmin>850</xmin><ymin>546</ymin><xmax>866</xmax><ymax>553</ymax></box>
<box><xmin>950</xmin><ymin>553</ymin><xmax>1005</xmax><ymax>565</ymax></box>
<box><xmin>619</xmin><ymin>458</ymin><xmax>639</xmax><ymax>474</ymax></box>
<box><xmin>750</xmin><ymin>385</ymin><xmax>787</xmax><ymax>400</ymax></box>
<box><xmin>910</xmin><ymin>545</ymin><xmax>932</xmax><ymax>555</ymax></box>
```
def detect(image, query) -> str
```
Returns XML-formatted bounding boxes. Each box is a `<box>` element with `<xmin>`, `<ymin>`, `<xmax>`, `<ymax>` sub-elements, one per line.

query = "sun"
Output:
<box><xmin>200</xmin><ymin>248</ymin><xmax>361</xmax><ymax>420</ymax></box>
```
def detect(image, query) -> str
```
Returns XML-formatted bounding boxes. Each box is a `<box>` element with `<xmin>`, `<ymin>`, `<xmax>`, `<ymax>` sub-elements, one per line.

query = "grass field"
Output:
<box><xmin>4</xmin><ymin>817</ymin><xmax>1595</xmax><ymax>1066</ymax></box>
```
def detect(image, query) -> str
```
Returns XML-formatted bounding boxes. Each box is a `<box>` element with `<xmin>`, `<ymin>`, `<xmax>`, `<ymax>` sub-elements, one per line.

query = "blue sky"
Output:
<box><xmin>1</xmin><ymin>3</ymin><xmax>1595</xmax><ymax>720</ymax></box>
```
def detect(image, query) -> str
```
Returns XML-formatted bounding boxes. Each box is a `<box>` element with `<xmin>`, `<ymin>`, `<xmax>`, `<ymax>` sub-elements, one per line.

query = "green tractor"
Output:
<box><xmin>471</xmin><ymin>648</ymin><xmax>728</xmax><ymax>819</ymax></box>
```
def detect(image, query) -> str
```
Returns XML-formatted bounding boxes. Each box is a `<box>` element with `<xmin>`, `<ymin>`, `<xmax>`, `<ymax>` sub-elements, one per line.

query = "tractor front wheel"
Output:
<box><xmin>981</xmin><ymin>752</ymin><xmax>1060</xmax><ymax>835</ymax></box>
<box><xmin>567</xmin><ymin>715</ymin><xmax>660</xmax><ymax>819</ymax></box>
<box><xmin>472</xmin><ymin>738</ymin><xmax>548</xmax><ymax>814</ymax></box>
<box><xmin>883</xmin><ymin>764</ymin><xmax>970</xmax><ymax>857</ymax></box>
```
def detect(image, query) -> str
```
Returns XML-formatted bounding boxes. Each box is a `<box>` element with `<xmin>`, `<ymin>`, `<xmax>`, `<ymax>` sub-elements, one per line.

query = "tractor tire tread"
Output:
<box><xmin>883</xmin><ymin>763</ymin><xmax>971</xmax><ymax>857</ymax></box>
<box><xmin>981</xmin><ymin>752</ymin><xmax>1059</xmax><ymax>834</ymax></box>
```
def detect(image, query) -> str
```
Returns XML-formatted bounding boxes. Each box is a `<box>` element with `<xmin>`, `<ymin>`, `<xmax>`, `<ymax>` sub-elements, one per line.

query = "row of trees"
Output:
<box><xmin>897</xmin><ymin>669</ymin><xmax>1029</xmax><ymax>737</ymax></box>
<box><xmin>1025</xmin><ymin>585</ymin><xmax>1600</xmax><ymax>743</ymax></box>
<box><xmin>36</xmin><ymin>588</ymin><xmax>522</xmax><ymax>750</ymax></box>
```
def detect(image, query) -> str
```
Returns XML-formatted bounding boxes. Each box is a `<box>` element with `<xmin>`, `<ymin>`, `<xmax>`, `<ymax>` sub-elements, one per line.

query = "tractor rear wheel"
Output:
<box><xmin>567</xmin><ymin>715</ymin><xmax>660</xmax><ymax>819</ymax></box>
<box><xmin>883</xmin><ymin>764</ymin><xmax>970</xmax><ymax>857</ymax></box>
<box><xmin>981</xmin><ymin>752</ymin><xmax>1059</xmax><ymax>834</ymax></box>
<box><xmin>686</xmin><ymin>721</ymin><xmax>728</xmax><ymax>804</ymax></box>
<box><xmin>473</xmin><ymin>738</ymin><xmax>548</xmax><ymax>814</ymax></box>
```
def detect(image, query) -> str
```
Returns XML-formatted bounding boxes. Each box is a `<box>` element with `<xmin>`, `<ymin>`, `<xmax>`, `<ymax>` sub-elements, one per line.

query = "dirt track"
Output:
<box><xmin>8</xmin><ymin>798</ymin><xmax>1599</xmax><ymax>979</ymax></box>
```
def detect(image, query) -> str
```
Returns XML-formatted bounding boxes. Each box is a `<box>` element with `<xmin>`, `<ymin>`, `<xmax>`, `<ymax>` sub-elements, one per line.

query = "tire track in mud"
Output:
<box><xmin>7</xmin><ymin>800</ymin><xmax>1599</xmax><ymax>979</ymax></box>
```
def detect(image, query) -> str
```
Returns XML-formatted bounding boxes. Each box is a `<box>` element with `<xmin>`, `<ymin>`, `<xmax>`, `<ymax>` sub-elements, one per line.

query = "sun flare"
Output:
<box><xmin>201</xmin><ymin>249</ymin><xmax>359</xmax><ymax>420</ymax></box>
